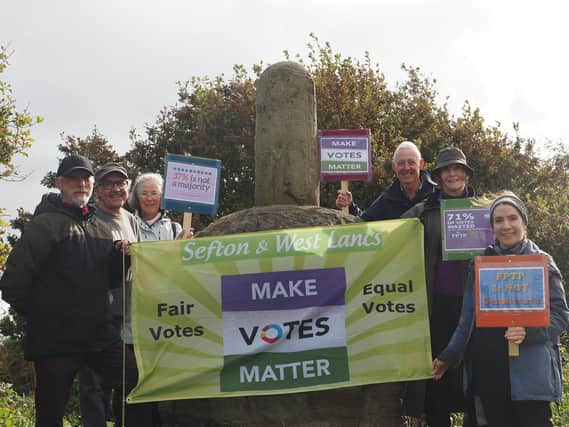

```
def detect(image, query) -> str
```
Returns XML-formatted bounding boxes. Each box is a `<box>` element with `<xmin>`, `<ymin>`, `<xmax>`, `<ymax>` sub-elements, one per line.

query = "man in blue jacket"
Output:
<box><xmin>336</xmin><ymin>140</ymin><xmax>436</xmax><ymax>220</ymax></box>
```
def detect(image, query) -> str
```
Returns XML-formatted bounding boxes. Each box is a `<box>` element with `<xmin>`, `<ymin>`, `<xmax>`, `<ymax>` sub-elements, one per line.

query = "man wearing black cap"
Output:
<box><xmin>0</xmin><ymin>155</ymin><xmax>151</xmax><ymax>427</ymax></box>
<box><xmin>92</xmin><ymin>162</ymin><xmax>142</xmax><ymax>359</ymax></box>
<box><xmin>93</xmin><ymin>162</ymin><xmax>140</xmax><ymax>333</ymax></box>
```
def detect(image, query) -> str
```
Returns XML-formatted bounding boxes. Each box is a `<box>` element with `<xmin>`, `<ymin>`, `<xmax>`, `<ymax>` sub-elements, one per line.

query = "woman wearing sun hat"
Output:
<box><xmin>402</xmin><ymin>147</ymin><xmax>476</xmax><ymax>426</ymax></box>
<box><xmin>433</xmin><ymin>193</ymin><xmax>569</xmax><ymax>426</ymax></box>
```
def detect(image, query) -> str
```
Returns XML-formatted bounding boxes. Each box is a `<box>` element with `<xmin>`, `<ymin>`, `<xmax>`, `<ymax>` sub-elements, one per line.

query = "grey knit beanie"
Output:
<box><xmin>489</xmin><ymin>194</ymin><xmax>528</xmax><ymax>227</ymax></box>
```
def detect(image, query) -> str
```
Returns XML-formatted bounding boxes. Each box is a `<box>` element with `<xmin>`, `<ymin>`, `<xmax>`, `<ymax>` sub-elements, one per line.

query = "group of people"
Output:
<box><xmin>0</xmin><ymin>141</ymin><xmax>567</xmax><ymax>427</ymax></box>
<box><xmin>337</xmin><ymin>142</ymin><xmax>569</xmax><ymax>427</ymax></box>
<box><xmin>0</xmin><ymin>154</ymin><xmax>189</xmax><ymax>427</ymax></box>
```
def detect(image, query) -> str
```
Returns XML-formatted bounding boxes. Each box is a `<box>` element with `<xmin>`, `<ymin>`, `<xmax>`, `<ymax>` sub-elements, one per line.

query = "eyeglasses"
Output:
<box><xmin>100</xmin><ymin>180</ymin><xmax>128</xmax><ymax>190</ymax></box>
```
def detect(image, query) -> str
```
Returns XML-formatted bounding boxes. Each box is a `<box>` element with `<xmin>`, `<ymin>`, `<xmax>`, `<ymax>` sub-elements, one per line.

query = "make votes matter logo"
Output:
<box><xmin>220</xmin><ymin>268</ymin><xmax>350</xmax><ymax>392</ymax></box>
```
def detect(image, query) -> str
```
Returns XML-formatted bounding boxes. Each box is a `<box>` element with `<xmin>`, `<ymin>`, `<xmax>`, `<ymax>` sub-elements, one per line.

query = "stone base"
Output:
<box><xmin>159</xmin><ymin>383</ymin><xmax>405</xmax><ymax>427</ymax></box>
<box><xmin>159</xmin><ymin>205</ymin><xmax>404</xmax><ymax>426</ymax></box>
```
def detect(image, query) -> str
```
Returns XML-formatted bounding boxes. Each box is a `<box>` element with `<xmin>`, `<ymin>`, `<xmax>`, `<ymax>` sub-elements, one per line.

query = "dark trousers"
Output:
<box><xmin>78</xmin><ymin>365</ymin><xmax>112</xmax><ymax>427</ymax></box>
<box><xmin>471</xmin><ymin>352</ymin><xmax>553</xmax><ymax>427</ymax></box>
<box><xmin>478</xmin><ymin>393</ymin><xmax>552</xmax><ymax>427</ymax></box>
<box><xmin>424</xmin><ymin>393</ymin><xmax>477</xmax><ymax>427</ymax></box>
<box><xmin>34</xmin><ymin>341</ymin><xmax>152</xmax><ymax>427</ymax></box>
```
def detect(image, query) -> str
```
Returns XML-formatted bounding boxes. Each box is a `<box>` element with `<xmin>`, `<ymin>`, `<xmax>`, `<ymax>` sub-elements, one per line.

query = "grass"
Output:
<box><xmin>2</xmin><ymin>351</ymin><xmax>569</xmax><ymax>427</ymax></box>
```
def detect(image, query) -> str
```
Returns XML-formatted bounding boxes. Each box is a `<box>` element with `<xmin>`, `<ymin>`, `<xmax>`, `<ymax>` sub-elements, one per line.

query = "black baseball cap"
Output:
<box><xmin>56</xmin><ymin>154</ymin><xmax>95</xmax><ymax>177</ymax></box>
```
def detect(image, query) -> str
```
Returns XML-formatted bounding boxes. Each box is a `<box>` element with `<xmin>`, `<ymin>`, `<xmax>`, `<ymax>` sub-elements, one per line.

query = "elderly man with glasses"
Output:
<box><xmin>78</xmin><ymin>162</ymin><xmax>143</xmax><ymax>427</ymax></box>
<box><xmin>93</xmin><ymin>162</ymin><xmax>140</xmax><ymax>344</ymax></box>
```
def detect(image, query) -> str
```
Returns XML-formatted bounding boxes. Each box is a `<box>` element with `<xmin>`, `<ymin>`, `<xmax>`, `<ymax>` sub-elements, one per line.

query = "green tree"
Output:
<box><xmin>123</xmin><ymin>35</ymin><xmax>569</xmax><ymax>285</ymax></box>
<box><xmin>0</xmin><ymin>45</ymin><xmax>42</xmax><ymax>269</ymax></box>
<box><xmin>0</xmin><ymin>209</ymin><xmax>33</xmax><ymax>394</ymax></box>
<box><xmin>40</xmin><ymin>127</ymin><xmax>120</xmax><ymax>189</ymax></box>
<box><xmin>0</xmin><ymin>46</ymin><xmax>43</xmax><ymax>180</ymax></box>
<box><xmin>303</xmin><ymin>35</ymin><xmax>453</xmax><ymax>208</ymax></box>
<box><xmin>126</xmin><ymin>65</ymin><xmax>256</xmax><ymax>229</ymax></box>
<box><xmin>0</xmin><ymin>219</ymin><xmax>10</xmax><ymax>270</ymax></box>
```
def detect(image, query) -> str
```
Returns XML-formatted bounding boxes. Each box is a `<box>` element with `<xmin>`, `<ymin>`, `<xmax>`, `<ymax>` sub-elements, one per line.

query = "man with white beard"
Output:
<box><xmin>0</xmin><ymin>154</ymin><xmax>151</xmax><ymax>427</ymax></box>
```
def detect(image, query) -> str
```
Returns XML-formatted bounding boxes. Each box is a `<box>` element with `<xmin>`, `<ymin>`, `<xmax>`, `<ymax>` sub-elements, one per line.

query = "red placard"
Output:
<box><xmin>475</xmin><ymin>255</ymin><xmax>550</xmax><ymax>327</ymax></box>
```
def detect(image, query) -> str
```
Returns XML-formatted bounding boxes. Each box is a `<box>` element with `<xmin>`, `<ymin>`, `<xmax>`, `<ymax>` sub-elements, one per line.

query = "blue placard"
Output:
<box><xmin>161</xmin><ymin>153</ymin><xmax>221</xmax><ymax>216</ymax></box>
<box><xmin>478</xmin><ymin>266</ymin><xmax>546</xmax><ymax>311</ymax></box>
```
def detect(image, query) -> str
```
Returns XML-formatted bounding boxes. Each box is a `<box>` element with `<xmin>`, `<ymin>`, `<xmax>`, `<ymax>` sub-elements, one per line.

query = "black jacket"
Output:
<box><xmin>400</xmin><ymin>187</ymin><xmax>474</xmax><ymax>417</ymax></box>
<box><xmin>401</xmin><ymin>187</ymin><xmax>474</xmax><ymax>309</ymax></box>
<box><xmin>350</xmin><ymin>170</ymin><xmax>436</xmax><ymax>221</ymax></box>
<box><xmin>0</xmin><ymin>194</ymin><xmax>121</xmax><ymax>360</ymax></box>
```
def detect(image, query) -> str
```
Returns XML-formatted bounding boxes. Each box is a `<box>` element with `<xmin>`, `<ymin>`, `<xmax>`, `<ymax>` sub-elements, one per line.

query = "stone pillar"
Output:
<box><xmin>254</xmin><ymin>61</ymin><xmax>319</xmax><ymax>206</ymax></box>
<box><xmin>160</xmin><ymin>60</ymin><xmax>405</xmax><ymax>427</ymax></box>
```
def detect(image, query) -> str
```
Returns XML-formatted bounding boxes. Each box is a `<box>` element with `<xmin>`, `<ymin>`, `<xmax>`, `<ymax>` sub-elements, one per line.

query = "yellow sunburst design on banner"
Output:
<box><xmin>129</xmin><ymin>219</ymin><xmax>432</xmax><ymax>403</ymax></box>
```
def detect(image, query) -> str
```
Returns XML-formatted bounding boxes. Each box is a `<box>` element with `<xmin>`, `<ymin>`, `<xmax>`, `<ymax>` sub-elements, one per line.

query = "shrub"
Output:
<box><xmin>0</xmin><ymin>382</ymin><xmax>34</xmax><ymax>426</ymax></box>
<box><xmin>0</xmin><ymin>381</ymin><xmax>83</xmax><ymax>427</ymax></box>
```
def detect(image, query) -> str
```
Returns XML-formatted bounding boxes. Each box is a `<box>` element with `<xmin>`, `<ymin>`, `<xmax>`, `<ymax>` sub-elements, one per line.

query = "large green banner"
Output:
<box><xmin>128</xmin><ymin>219</ymin><xmax>432</xmax><ymax>403</ymax></box>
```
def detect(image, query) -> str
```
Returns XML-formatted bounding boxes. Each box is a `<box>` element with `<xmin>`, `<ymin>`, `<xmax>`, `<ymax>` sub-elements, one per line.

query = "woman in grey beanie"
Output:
<box><xmin>433</xmin><ymin>192</ymin><xmax>569</xmax><ymax>426</ymax></box>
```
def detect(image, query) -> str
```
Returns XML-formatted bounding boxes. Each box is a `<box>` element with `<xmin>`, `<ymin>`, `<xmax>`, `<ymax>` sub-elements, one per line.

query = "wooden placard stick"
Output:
<box><xmin>508</xmin><ymin>341</ymin><xmax>519</xmax><ymax>357</ymax></box>
<box><xmin>183</xmin><ymin>212</ymin><xmax>193</xmax><ymax>234</ymax></box>
<box><xmin>181</xmin><ymin>150</ymin><xmax>193</xmax><ymax>236</ymax></box>
<box><xmin>340</xmin><ymin>180</ymin><xmax>349</xmax><ymax>214</ymax></box>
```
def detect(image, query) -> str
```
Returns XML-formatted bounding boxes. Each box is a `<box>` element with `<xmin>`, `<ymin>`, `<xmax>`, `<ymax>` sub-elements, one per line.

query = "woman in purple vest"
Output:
<box><xmin>402</xmin><ymin>147</ymin><xmax>476</xmax><ymax>426</ymax></box>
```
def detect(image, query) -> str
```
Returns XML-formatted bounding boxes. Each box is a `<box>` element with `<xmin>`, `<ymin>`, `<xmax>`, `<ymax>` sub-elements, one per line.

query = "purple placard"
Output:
<box><xmin>319</xmin><ymin>129</ymin><xmax>372</xmax><ymax>183</ymax></box>
<box><xmin>444</xmin><ymin>208</ymin><xmax>494</xmax><ymax>252</ymax></box>
<box><xmin>221</xmin><ymin>268</ymin><xmax>346</xmax><ymax>311</ymax></box>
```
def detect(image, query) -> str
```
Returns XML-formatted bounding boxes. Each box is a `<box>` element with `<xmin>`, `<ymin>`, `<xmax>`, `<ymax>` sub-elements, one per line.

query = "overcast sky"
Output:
<box><xmin>2</xmin><ymin>0</ymin><xmax>569</xmax><ymax>222</ymax></box>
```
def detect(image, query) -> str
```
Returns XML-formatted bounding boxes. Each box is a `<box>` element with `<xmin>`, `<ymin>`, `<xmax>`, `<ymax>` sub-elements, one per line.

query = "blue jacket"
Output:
<box><xmin>350</xmin><ymin>170</ymin><xmax>436</xmax><ymax>221</ymax></box>
<box><xmin>438</xmin><ymin>239</ymin><xmax>569</xmax><ymax>402</ymax></box>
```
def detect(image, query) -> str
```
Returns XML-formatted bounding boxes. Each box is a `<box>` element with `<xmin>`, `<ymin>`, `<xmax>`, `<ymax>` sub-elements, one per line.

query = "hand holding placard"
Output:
<box><xmin>505</xmin><ymin>326</ymin><xmax>526</xmax><ymax>356</ymax></box>
<box><xmin>339</xmin><ymin>181</ymin><xmax>349</xmax><ymax>214</ymax></box>
<box><xmin>319</xmin><ymin>129</ymin><xmax>372</xmax><ymax>215</ymax></box>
